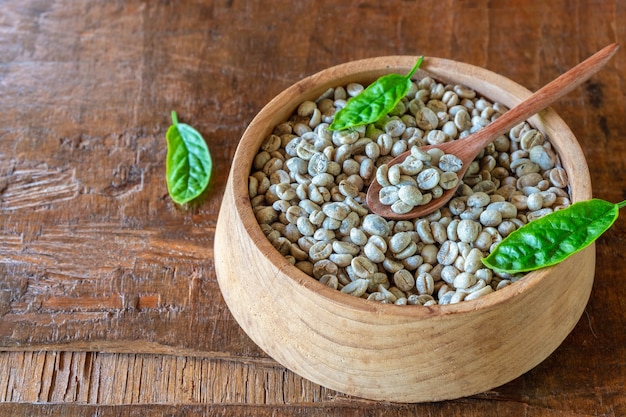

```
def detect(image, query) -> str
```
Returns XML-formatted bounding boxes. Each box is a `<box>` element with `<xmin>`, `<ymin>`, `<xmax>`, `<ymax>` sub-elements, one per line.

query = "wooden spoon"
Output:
<box><xmin>367</xmin><ymin>43</ymin><xmax>619</xmax><ymax>220</ymax></box>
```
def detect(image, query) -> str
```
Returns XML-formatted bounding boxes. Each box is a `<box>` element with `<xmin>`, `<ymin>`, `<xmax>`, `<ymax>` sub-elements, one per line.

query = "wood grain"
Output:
<box><xmin>0</xmin><ymin>402</ymin><xmax>610</xmax><ymax>417</ymax></box>
<box><xmin>0</xmin><ymin>351</ymin><xmax>623</xmax><ymax>415</ymax></box>
<box><xmin>1</xmin><ymin>0</ymin><xmax>626</xmax><ymax>414</ymax></box>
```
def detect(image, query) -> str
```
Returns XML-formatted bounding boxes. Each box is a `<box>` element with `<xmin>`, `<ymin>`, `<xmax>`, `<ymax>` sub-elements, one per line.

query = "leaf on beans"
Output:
<box><xmin>328</xmin><ymin>56</ymin><xmax>424</xmax><ymax>131</ymax></box>
<box><xmin>482</xmin><ymin>198</ymin><xmax>626</xmax><ymax>273</ymax></box>
<box><xmin>166</xmin><ymin>111</ymin><xmax>213</xmax><ymax>204</ymax></box>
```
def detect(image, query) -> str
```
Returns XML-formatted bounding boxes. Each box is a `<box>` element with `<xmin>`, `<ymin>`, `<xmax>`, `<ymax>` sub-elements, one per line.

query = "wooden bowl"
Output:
<box><xmin>214</xmin><ymin>56</ymin><xmax>595</xmax><ymax>402</ymax></box>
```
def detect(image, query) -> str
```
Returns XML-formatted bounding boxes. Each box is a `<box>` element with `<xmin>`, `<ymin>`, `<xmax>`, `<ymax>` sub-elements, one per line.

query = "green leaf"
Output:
<box><xmin>328</xmin><ymin>56</ymin><xmax>424</xmax><ymax>131</ymax></box>
<box><xmin>166</xmin><ymin>111</ymin><xmax>213</xmax><ymax>204</ymax></box>
<box><xmin>482</xmin><ymin>198</ymin><xmax>625</xmax><ymax>274</ymax></box>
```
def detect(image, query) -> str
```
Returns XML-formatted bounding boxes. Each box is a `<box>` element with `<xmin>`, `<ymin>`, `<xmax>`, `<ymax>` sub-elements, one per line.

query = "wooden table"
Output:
<box><xmin>1</xmin><ymin>1</ymin><xmax>625</xmax><ymax>415</ymax></box>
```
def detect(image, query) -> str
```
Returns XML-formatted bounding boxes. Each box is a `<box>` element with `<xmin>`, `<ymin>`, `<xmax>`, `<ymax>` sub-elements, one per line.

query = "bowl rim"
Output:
<box><xmin>228</xmin><ymin>55</ymin><xmax>592</xmax><ymax>319</ymax></box>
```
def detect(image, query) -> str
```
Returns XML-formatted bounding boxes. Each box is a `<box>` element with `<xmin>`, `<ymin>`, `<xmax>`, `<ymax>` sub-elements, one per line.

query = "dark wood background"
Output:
<box><xmin>1</xmin><ymin>0</ymin><xmax>625</xmax><ymax>415</ymax></box>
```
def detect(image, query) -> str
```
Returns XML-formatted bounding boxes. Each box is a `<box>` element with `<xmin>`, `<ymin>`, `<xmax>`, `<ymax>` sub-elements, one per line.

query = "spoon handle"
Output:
<box><xmin>469</xmin><ymin>43</ymin><xmax>620</xmax><ymax>150</ymax></box>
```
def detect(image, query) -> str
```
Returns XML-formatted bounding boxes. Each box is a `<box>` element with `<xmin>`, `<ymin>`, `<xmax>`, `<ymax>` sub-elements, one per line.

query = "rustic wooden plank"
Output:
<box><xmin>1</xmin><ymin>0</ymin><xmax>626</xmax><ymax>413</ymax></box>
<box><xmin>0</xmin><ymin>401</ymin><xmax>613</xmax><ymax>417</ymax></box>
<box><xmin>1</xmin><ymin>349</ymin><xmax>625</xmax><ymax>415</ymax></box>
<box><xmin>0</xmin><ymin>351</ymin><xmax>332</xmax><ymax>405</ymax></box>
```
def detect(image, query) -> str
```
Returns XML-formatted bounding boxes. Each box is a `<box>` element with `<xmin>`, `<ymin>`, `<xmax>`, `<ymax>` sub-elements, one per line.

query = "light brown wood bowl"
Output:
<box><xmin>214</xmin><ymin>56</ymin><xmax>595</xmax><ymax>403</ymax></box>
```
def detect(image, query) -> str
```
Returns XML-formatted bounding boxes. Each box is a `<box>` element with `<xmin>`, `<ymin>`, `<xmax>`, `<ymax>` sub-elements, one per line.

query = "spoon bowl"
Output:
<box><xmin>367</xmin><ymin>43</ymin><xmax>619</xmax><ymax>220</ymax></box>
<box><xmin>216</xmin><ymin>53</ymin><xmax>598</xmax><ymax>402</ymax></box>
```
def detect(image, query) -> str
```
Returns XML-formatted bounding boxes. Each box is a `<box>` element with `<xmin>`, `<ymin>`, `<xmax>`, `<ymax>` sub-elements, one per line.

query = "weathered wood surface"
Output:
<box><xmin>1</xmin><ymin>0</ymin><xmax>626</xmax><ymax>415</ymax></box>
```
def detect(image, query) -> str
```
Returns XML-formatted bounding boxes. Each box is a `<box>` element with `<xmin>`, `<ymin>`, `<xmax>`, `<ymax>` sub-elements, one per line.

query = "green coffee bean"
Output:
<box><xmin>250</xmin><ymin>76</ymin><xmax>572</xmax><ymax>306</ymax></box>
